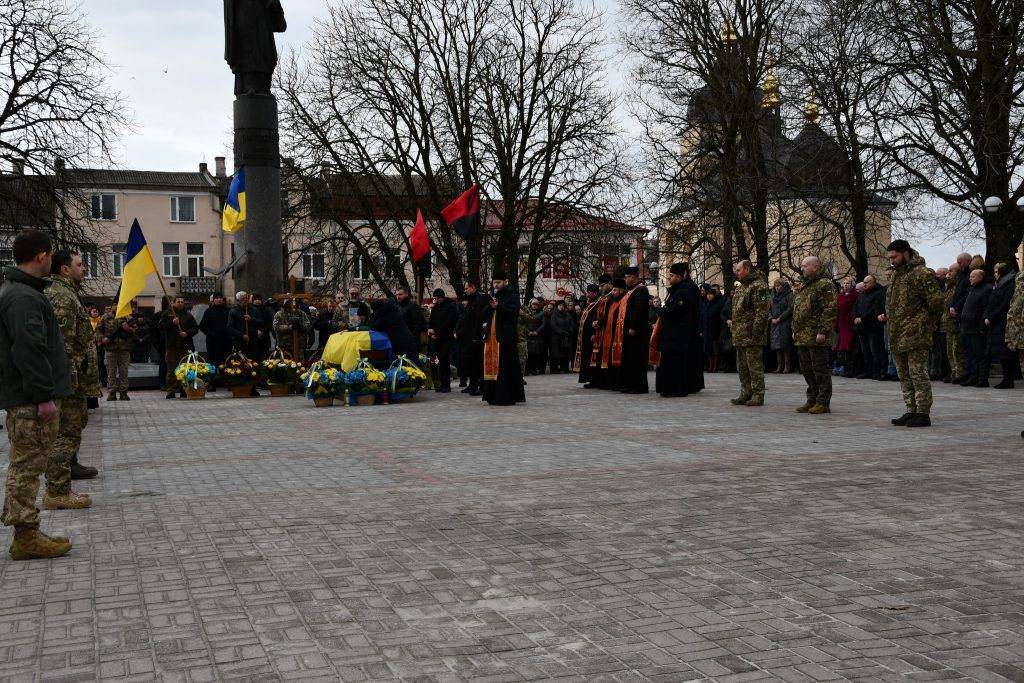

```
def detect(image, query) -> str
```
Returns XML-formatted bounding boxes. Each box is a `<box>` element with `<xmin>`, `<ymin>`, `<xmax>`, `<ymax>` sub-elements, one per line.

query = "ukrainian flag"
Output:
<box><xmin>115</xmin><ymin>219</ymin><xmax>158</xmax><ymax>318</ymax></box>
<box><xmin>222</xmin><ymin>167</ymin><xmax>246</xmax><ymax>233</ymax></box>
<box><xmin>321</xmin><ymin>331</ymin><xmax>393</xmax><ymax>371</ymax></box>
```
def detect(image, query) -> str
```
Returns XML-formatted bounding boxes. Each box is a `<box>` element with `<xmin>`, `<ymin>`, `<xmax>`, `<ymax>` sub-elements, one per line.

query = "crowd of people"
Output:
<box><xmin>3</xmin><ymin>225</ymin><xmax>1023</xmax><ymax>561</ymax></box>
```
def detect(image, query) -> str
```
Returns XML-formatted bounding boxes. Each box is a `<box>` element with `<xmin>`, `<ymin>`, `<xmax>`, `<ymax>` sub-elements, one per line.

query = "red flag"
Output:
<box><xmin>410</xmin><ymin>209</ymin><xmax>430</xmax><ymax>263</ymax></box>
<box><xmin>440</xmin><ymin>184</ymin><xmax>480</xmax><ymax>239</ymax></box>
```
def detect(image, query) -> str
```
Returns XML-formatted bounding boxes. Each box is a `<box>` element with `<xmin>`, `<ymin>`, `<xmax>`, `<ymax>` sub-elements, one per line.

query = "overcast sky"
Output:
<box><xmin>83</xmin><ymin>0</ymin><xmax>985</xmax><ymax>266</ymax></box>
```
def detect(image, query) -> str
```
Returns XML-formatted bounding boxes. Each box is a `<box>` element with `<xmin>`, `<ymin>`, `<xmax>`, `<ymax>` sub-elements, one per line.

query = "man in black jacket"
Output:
<box><xmin>0</xmin><ymin>229</ymin><xmax>74</xmax><ymax>560</ymax></box>
<box><xmin>427</xmin><ymin>289</ymin><xmax>458</xmax><ymax>392</ymax></box>
<box><xmin>852</xmin><ymin>275</ymin><xmax>887</xmax><ymax>379</ymax></box>
<box><xmin>456</xmin><ymin>281</ymin><xmax>488</xmax><ymax>396</ymax></box>
<box><xmin>368</xmin><ymin>298</ymin><xmax>418</xmax><ymax>359</ymax></box>
<box><xmin>228</xmin><ymin>291</ymin><xmax>263</xmax><ymax>359</ymax></box>
<box><xmin>396</xmin><ymin>287</ymin><xmax>427</xmax><ymax>353</ymax></box>
<box><xmin>199</xmin><ymin>293</ymin><xmax>232</xmax><ymax>390</ymax></box>
<box><xmin>950</xmin><ymin>253</ymin><xmax>973</xmax><ymax>378</ymax></box>
<box><xmin>960</xmin><ymin>268</ymin><xmax>992</xmax><ymax>386</ymax></box>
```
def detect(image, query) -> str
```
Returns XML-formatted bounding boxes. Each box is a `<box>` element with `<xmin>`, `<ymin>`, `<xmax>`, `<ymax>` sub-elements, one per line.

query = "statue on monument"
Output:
<box><xmin>224</xmin><ymin>0</ymin><xmax>287</xmax><ymax>96</ymax></box>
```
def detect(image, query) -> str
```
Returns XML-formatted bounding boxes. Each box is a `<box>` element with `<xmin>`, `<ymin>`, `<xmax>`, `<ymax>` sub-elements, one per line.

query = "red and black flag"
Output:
<box><xmin>440</xmin><ymin>184</ymin><xmax>480</xmax><ymax>239</ymax></box>
<box><xmin>410</xmin><ymin>209</ymin><xmax>430</xmax><ymax>271</ymax></box>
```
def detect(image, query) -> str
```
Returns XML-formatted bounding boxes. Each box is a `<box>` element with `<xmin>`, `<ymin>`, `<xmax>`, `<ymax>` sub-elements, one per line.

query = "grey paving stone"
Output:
<box><xmin>0</xmin><ymin>372</ymin><xmax>1021</xmax><ymax>680</ymax></box>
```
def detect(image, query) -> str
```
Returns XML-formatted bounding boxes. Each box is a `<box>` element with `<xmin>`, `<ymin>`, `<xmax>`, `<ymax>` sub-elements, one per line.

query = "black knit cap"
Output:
<box><xmin>597</xmin><ymin>273</ymin><xmax>612</xmax><ymax>284</ymax></box>
<box><xmin>432</xmin><ymin>288</ymin><xmax>446</xmax><ymax>298</ymax></box>
<box><xmin>669</xmin><ymin>262</ymin><xmax>690</xmax><ymax>276</ymax></box>
<box><xmin>612</xmin><ymin>277</ymin><xmax>627</xmax><ymax>288</ymax></box>
<box><xmin>586</xmin><ymin>284</ymin><xmax>600</xmax><ymax>293</ymax></box>
<box><xmin>623</xmin><ymin>266</ymin><xmax>639</xmax><ymax>276</ymax></box>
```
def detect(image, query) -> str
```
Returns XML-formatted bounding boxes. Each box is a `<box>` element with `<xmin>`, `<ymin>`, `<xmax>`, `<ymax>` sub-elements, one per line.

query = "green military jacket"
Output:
<box><xmin>44</xmin><ymin>274</ymin><xmax>100</xmax><ymax>397</ymax></box>
<box><xmin>158</xmin><ymin>308</ymin><xmax>199</xmax><ymax>357</ymax></box>
<box><xmin>273</xmin><ymin>308</ymin><xmax>313</xmax><ymax>352</ymax></box>
<box><xmin>731</xmin><ymin>271</ymin><xmax>770</xmax><ymax>347</ymax></box>
<box><xmin>941</xmin><ymin>283</ymin><xmax>959</xmax><ymax>334</ymax></box>
<box><xmin>792</xmin><ymin>271</ymin><xmax>837</xmax><ymax>347</ymax></box>
<box><xmin>884</xmin><ymin>251</ymin><xmax>944</xmax><ymax>354</ymax></box>
<box><xmin>1005</xmin><ymin>269</ymin><xmax>1024</xmax><ymax>350</ymax></box>
<box><xmin>98</xmin><ymin>311</ymin><xmax>145</xmax><ymax>352</ymax></box>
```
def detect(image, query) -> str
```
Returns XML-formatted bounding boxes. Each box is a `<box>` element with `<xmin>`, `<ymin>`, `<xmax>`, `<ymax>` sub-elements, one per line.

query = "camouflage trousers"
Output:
<box><xmin>47</xmin><ymin>394</ymin><xmax>88</xmax><ymax>495</ymax></box>
<box><xmin>105</xmin><ymin>349</ymin><xmax>131</xmax><ymax>392</ymax></box>
<box><xmin>797</xmin><ymin>346</ymin><xmax>832</xmax><ymax>406</ymax></box>
<box><xmin>945</xmin><ymin>332</ymin><xmax>964</xmax><ymax>378</ymax></box>
<box><xmin>736</xmin><ymin>345</ymin><xmax>765</xmax><ymax>400</ymax></box>
<box><xmin>2</xmin><ymin>401</ymin><xmax>61</xmax><ymax>528</ymax></box>
<box><xmin>893</xmin><ymin>348</ymin><xmax>932</xmax><ymax>415</ymax></box>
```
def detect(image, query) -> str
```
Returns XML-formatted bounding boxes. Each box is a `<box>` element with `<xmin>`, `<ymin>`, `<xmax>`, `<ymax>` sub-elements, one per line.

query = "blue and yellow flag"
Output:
<box><xmin>222</xmin><ymin>167</ymin><xmax>246</xmax><ymax>233</ymax></box>
<box><xmin>321</xmin><ymin>331</ymin><xmax>393</xmax><ymax>371</ymax></box>
<box><xmin>115</xmin><ymin>219</ymin><xmax>158</xmax><ymax>318</ymax></box>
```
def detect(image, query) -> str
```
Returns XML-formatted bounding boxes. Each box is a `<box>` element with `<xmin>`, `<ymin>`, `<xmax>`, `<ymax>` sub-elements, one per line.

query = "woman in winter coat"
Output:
<box><xmin>549</xmin><ymin>301</ymin><xmax>575</xmax><ymax>373</ymax></box>
<box><xmin>769</xmin><ymin>278</ymin><xmax>794</xmax><ymax>373</ymax></box>
<box><xmin>526</xmin><ymin>301</ymin><xmax>547</xmax><ymax>375</ymax></box>
<box><xmin>986</xmin><ymin>262</ymin><xmax>1018</xmax><ymax>388</ymax></box>
<box><xmin>836</xmin><ymin>277</ymin><xmax>859</xmax><ymax>376</ymax></box>
<box><xmin>702</xmin><ymin>288</ymin><xmax>725</xmax><ymax>372</ymax></box>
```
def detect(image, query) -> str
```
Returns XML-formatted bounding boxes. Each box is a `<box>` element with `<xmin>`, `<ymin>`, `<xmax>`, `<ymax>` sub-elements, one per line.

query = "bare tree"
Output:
<box><xmin>277</xmin><ymin>0</ymin><xmax>629</xmax><ymax>299</ymax></box>
<box><xmin>0</xmin><ymin>0</ymin><xmax>130</xmax><ymax>246</ymax></box>
<box><xmin>874</xmin><ymin>0</ymin><xmax>1024</xmax><ymax>266</ymax></box>
<box><xmin>623</xmin><ymin>0</ymin><xmax>800</xmax><ymax>288</ymax></box>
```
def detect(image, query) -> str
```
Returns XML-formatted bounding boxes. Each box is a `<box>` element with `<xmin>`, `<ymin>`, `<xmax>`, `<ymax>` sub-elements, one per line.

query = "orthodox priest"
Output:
<box><xmin>612</xmin><ymin>267</ymin><xmax>651</xmax><ymax>394</ymax></box>
<box><xmin>653</xmin><ymin>263</ymin><xmax>704</xmax><ymax>397</ymax></box>
<box><xmin>596</xmin><ymin>278</ymin><xmax>628</xmax><ymax>390</ymax></box>
<box><xmin>573</xmin><ymin>284</ymin><xmax>602</xmax><ymax>384</ymax></box>
<box><xmin>481</xmin><ymin>273</ymin><xmax>526</xmax><ymax>406</ymax></box>
<box><xmin>583</xmin><ymin>274</ymin><xmax>614</xmax><ymax>389</ymax></box>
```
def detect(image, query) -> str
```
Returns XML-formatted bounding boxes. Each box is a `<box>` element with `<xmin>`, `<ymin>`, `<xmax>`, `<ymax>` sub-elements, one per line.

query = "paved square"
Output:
<box><xmin>1</xmin><ymin>372</ymin><xmax>1023</xmax><ymax>681</ymax></box>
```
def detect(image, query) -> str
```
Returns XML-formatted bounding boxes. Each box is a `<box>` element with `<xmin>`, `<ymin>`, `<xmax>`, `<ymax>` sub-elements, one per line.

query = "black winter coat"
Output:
<box><xmin>482</xmin><ymin>286</ymin><xmax>519</xmax><ymax>344</ymax></box>
<box><xmin>369</xmin><ymin>299</ymin><xmax>418</xmax><ymax>358</ymax></box>
<box><xmin>961</xmin><ymin>282</ymin><xmax>992</xmax><ymax>335</ymax></box>
<box><xmin>456</xmin><ymin>293</ymin><xmax>488</xmax><ymax>345</ymax></box>
<box><xmin>199</xmin><ymin>305</ymin><xmax>232</xmax><ymax>348</ymax></box>
<box><xmin>397</xmin><ymin>298</ymin><xmax>427</xmax><ymax>339</ymax></box>
<box><xmin>985</xmin><ymin>271</ymin><xmax>1016</xmax><ymax>337</ymax></box>
<box><xmin>429</xmin><ymin>298</ymin><xmax>458</xmax><ymax>343</ymax></box>
<box><xmin>852</xmin><ymin>285</ymin><xmax>885</xmax><ymax>329</ymax></box>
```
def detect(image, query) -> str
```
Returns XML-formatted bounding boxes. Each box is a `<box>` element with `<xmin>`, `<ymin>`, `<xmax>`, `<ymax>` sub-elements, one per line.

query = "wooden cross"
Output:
<box><xmin>272</xmin><ymin>275</ymin><xmax>316</xmax><ymax>360</ymax></box>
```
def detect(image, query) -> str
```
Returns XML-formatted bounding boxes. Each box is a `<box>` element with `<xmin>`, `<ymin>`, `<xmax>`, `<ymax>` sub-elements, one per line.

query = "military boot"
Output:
<box><xmin>890</xmin><ymin>412</ymin><xmax>913</xmax><ymax>426</ymax></box>
<box><xmin>906</xmin><ymin>413</ymin><xmax>931</xmax><ymax>427</ymax></box>
<box><xmin>745</xmin><ymin>396</ymin><xmax>764</xmax><ymax>407</ymax></box>
<box><xmin>119</xmin><ymin>391</ymin><xmax>130</xmax><ymax>401</ymax></box>
<box><xmin>70</xmin><ymin>462</ymin><xmax>98</xmax><ymax>480</ymax></box>
<box><xmin>808</xmin><ymin>404</ymin><xmax>831</xmax><ymax>414</ymax></box>
<box><xmin>9</xmin><ymin>528</ymin><xmax>71</xmax><ymax>560</ymax></box>
<box><xmin>795</xmin><ymin>402</ymin><xmax>814</xmax><ymax>413</ymax></box>
<box><xmin>106</xmin><ymin>392</ymin><xmax>117</xmax><ymax>402</ymax></box>
<box><xmin>730</xmin><ymin>396</ymin><xmax>751</xmax><ymax>405</ymax></box>
<box><xmin>42</xmin><ymin>490</ymin><xmax>93</xmax><ymax>510</ymax></box>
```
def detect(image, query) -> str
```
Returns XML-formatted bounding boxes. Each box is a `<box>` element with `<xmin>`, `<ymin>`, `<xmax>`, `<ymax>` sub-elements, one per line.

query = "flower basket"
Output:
<box><xmin>343</xmin><ymin>359</ymin><xmax>387</xmax><ymax>403</ymax></box>
<box><xmin>349</xmin><ymin>392</ymin><xmax>379</xmax><ymax>406</ymax></box>
<box><xmin>175</xmin><ymin>351</ymin><xmax>217</xmax><ymax>393</ymax></box>
<box><xmin>184</xmin><ymin>385</ymin><xmax>207</xmax><ymax>400</ymax></box>
<box><xmin>386</xmin><ymin>356</ymin><xmax>427</xmax><ymax>401</ymax></box>
<box><xmin>301</xmin><ymin>360</ymin><xmax>345</xmax><ymax>403</ymax></box>
<box><xmin>219</xmin><ymin>352</ymin><xmax>260</xmax><ymax>392</ymax></box>
<box><xmin>263</xmin><ymin>348</ymin><xmax>303</xmax><ymax>394</ymax></box>
<box><xmin>313</xmin><ymin>396</ymin><xmax>335</xmax><ymax>408</ymax></box>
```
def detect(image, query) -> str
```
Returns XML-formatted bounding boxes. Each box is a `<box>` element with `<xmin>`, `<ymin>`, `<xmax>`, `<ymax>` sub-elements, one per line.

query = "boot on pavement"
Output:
<box><xmin>119</xmin><ymin>391</ymin><xmax>130</xmax><ymax>401</ymax></box>
<box><xmin>808</xmin><ymin>404</ymin><xmax>831</xmax><ymax>414</ymax></box>
<box><xmin>42</xmin><ymin>490</ymin><xmax>93</xmax><ymax>510</ymax></box>
<box><xmin>70</xmin><ymin>462</ymin><xmax>98</xmax><ymax>480</ymax></box>
<box><xmin>906</xmin><ymin>413</ymin><xmax>931</xmax><ymax>427</ymax></box>
<box><xmin>745</xmin><ymin>396</ymin><xmax>764</xmax><ymax>406</ymax></box>
<box><xmin>730</xmin><ymin>395</ymin><xmax>751</xmax><ymax>405</ymax></box>
<box><xmin>9</xmin><ymin>527</ymin><xmax>72</xmax><ymax>560</ymax></box>
<box><xmin>891</xmin><ymin>412</ymin><xmax>913</xmax><ymax>426</ymax></box>
<box><xmin>106</xmin><ymin>393</ymin><xmax>117</xmax><ymax>402</ymax></box>
<box><xmin>795</xmin><ymin>402</ymin><xmax>814</xmax><ymax>413</ymax></box>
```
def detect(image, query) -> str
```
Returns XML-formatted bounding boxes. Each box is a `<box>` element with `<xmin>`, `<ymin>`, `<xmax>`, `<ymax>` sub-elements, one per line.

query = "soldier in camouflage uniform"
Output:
<box><xmin>940</xmin><ymin>264</ymin><xmax>964</xmax><ymax>382</ymax></box>
<box><xmin>273</xmin><ymin>303</ymin><xmax>313</xmax><ymax>359</ymax></box>
<box><xmin>0</xmin><ymin>230</ymin><xmax>76</xmax><ymax>559</ymax></box>
<box><xmin>791</xmin><ymin>257</ymin><xmax>838</xmax><ymax>414</ymax></box>
<box><xmin>97</xmin><ymin>300</ymin><xmax>145</xmax><ymax>400</ymax></box>
<box><xmin>44</xmin><ymin>251</ymin><xmax>101</xmax><ymax>505</ymax></box>
<box><xmin>159</xmin><ymin>296</ymin><xmax>200</xmax><ymax>398</ymax></box>
<box><xmin>1005</xmin><ymin>267</ymin><xmax>1024</xmax><ymax>438</ymax></box>
<box><xmin>883</xmin><ymin>240</ymin><xmax>944</xmax><ymax>428</ymax></box>
<box><xmin>728</xmin><ymin>260</ymin><xmax>770</xmax><ymax>406</ymax></box>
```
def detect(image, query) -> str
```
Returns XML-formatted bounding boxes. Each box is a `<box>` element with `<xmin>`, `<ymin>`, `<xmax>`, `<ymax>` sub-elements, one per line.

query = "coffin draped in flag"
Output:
<box><xmin>321</xmin><ymin>330</ymin><xmax>393</xmax><ymax>371</ymax></box>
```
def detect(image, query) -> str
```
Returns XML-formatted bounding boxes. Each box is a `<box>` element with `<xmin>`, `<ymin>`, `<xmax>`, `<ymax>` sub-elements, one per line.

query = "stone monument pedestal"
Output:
<box><xmin>232</xmin><ymin>94</ymin><xmax>283</xmax><ymax>298</ymax></box>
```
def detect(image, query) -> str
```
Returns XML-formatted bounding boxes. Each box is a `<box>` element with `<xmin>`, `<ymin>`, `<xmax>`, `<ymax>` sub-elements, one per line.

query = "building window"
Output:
<box><xmin>170</xmin><ymin>196</ymin><xmax>196</xmax><ymax>223</ymax></box>
<box><xmin>112</xmin><ymin>243</ymin><xmax>126</xmax><ymax>277</ymax></box>
<box><xmin>601</xmin><ymin>255</ymin><xmax>621</xmax><ymax>273</ymax></box>
<box><xmin>162</xmin><ymin>242</ymin><xmax>180</xmax><ymax>277</ymax></box>
<box><xmin>90</xmin><ymin>194</ymin><xmax>116</xmax><ymax>220</ymax></box>
<box><xmin>186</xmin><ymin>243</ymin><xmax>205</xmax><ymax>277</ymax></box>
<box><xmin>540</xmin><ymin>256</ymin><xmax>553</xmax><ymax>279</ymax></box>
<box><xmin>353</xmin><ymin>253</ymin><xmax>371</xmax><ymax>280</ymax></box>
<box><xmin>553</xmin><ymin>257</ymin><xmax>572</xmax><ymax>279</ymax></box>
<box><xmin>302</xmin><ymin>248</ymin><xmax>325</xmax><ymax>279</ymax></box>
<box><xmin>0</xmin><ymin>247</ymin><xmax>13</xmax><ymax>268</ymax></box>
<box><xmin>81</xmin><ymin>249</ymin><xmax>98</xmax><ymax>279</ymax></box>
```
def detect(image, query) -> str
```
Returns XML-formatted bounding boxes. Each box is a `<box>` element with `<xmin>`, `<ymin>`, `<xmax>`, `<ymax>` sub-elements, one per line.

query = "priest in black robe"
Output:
<box><xmin>584</xmin><ymin>274</ymin><xmax>614</xmax><ymax>389</ymax></box>
<box><xmin>654</xmin><ymin>262</ymin><xmax>705</xmax><ymax>397</ymax></box>
<box><xmin>615</xmin><ymin>266</ymin><xmax>651</xmax><ymax>394</ymax></box>
<box><xmin>481</xmin><ymin>273</ymin><xmax>526</xmax><ymax>406</ymax></box>
<box><xmin>574</xmin><ymin>283</ymin><xmax>602</xmax><ymax>384</ymax></box>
